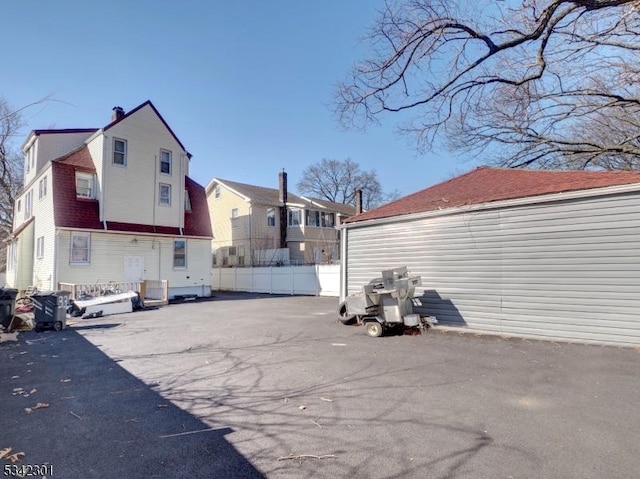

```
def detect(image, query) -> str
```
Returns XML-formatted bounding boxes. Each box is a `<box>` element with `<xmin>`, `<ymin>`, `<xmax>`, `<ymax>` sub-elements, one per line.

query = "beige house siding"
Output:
<box><xmin>56</xmin><ymin>230</ymin><xmax>211</xmax><ymax>292</ymax></box>
<box><xmin>100</xmin><ymin>105</ymin><xmax>188</xmax><ymax>227</ymax></box>
<box><xmin>32</xmin><ymin>164</ymin><xmax>56</xmax><ymax>290</ymax></box>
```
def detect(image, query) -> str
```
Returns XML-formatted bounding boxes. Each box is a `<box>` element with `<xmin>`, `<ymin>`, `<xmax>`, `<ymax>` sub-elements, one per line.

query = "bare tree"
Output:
<box><xmin>297</xmin><ymin>158</ymin><xmax>399</xmax><ymax>209</ymax></box>
<box><xmin>0</xmin><ymin>97</ymin><xmax>26</xmax><ymax>271</ymax></box>
<box><xmin>336</xmin><ymin>0</ymin><xmax>640</xmax><ymax>170</ymax></box>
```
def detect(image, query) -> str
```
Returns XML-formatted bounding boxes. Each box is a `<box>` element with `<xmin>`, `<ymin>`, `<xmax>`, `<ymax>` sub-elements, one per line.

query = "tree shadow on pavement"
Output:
<box><xmin>0</xmin><ymin>329</ymin><xmax>264</xmax><ymax>479</ymax></box>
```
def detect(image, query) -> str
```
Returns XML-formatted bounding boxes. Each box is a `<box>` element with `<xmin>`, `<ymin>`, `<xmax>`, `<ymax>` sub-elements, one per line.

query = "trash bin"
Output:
<box><xmin>32</xmin><ymin>291</ymin><xmax>71</xmax><ymax>332</ymax></box>
<box><xmin>0</xmin><ymin>288</ymin><xmax>19</xmax><ymax>329</ymax></box>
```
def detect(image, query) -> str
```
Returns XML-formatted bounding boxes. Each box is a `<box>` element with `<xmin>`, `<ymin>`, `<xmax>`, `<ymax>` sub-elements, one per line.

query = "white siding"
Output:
<box><xmin>344</xmin><ymin>192</ymin><xmax>640</xmax><ymax>347</ymax></box>
<box><xmin>100</xmin><ymin>105</ymin><xmax>188</xmax><ymax>227</ymax></box>
<box><xmin>56</xmin><ymin>231</ymin><xmax>211</xmax><ymax>294</ymax></box>
<box><xmin>32</xmin><ymin>164</ymin><xmax>56</xmax><ymax>290</ymax></box>
<box><xmin>36</xmin><ymin>132</ymin><xmax>95</xmax><ymax>170</ymax></box>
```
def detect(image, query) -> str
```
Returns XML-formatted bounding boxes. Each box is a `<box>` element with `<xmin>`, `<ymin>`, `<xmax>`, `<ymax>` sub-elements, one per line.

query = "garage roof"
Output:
<box><xmin>344</xmin><ymin>167</ymin><xmax>640</xmax><ymax>224</ymax></box>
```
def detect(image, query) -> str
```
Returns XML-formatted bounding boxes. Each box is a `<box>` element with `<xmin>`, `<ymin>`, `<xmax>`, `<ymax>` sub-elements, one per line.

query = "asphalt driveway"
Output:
<box><xmin>2</xmin><ymin>292</ymin><xmax>639</xmax><ymax>478</ymax></box>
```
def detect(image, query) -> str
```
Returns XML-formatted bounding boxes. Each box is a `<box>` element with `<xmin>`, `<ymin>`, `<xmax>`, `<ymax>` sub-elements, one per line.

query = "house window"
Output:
<box><xmin>173</xmin><ymin>239</ymin><xmax>187</xmax><ymax>268</ymax></box>
<box><xmin>159</xmin><ymin>183</ymin><xmax>171</xmax><ymax>206</ymax></box>
<box><xmin>288</xmin><ymin>208</ymin><xmax>301</xmax><ymax>226</ymax></box>
<box><xmin>36</xmin><ymin>236</ymin><xmax>44</xmax><ymax>258</ymax></box>
<box><xmin>113</xmin><ymin>138</ymin><xmax>127</xmax><ymax>166</ymax></box>
<box><xmin>76</xmin><ymin>173</ymin><xmax>95</xmax><ymax>198</ymax></box>
<box><xmin>228</xmin><ymin>246</ymin><xmax>237</xmax><ymax>256</ymax></box>
<box><xmin>7</xmin><ymin>242</ymin><xmax>17</xmax><ymax>271</ymax></box>
<box><xmin>70</xmin><ymin>232</ymin><xmax>91</xmax><ymax>264</ymax></box>
<box><xmin>184</xmin><ymin>190</ymin><xmax>191</xmax><ymax>211</ymax></box>
<box><xmin>160</xmin><ymin>149</ymin><xmax>172</xmax><ymax>175</ymax></box>
<box><xmin>16</xmin><ymin>199</ymin><xmax>21</xmax><ymax>213</ymax></box>
<box><xmin>214</xmin><ymin>185</ymin><xmax>221</xmax><ymax>198</ymax></box>
<box><xmin>39</xmin><ymin>176</ymin><xmax>47</xmax><ymax>199</ymax></box>
<box><xmin>238</xmin><ymin>245</ymin><xmax>245</xmax><ymax>266</ymax></box>
<box><xmin>306</xmin><ymin>210</ymin><xmax>319</xmax><ymax>227</ymax></box>
<box><xmin>222</xmin><ymin>247</ymin><xmax>229</xmax><ymax>266</ymax></box>
<box><xmin>212</xmin><ymin>250</ymin><xmax>217</xmax><ymax>266</ymax></box>
<box><xmin>25</xmin><ymin>145</ymin><xmax>35</xmax><ymax>173</ymax></box>
<box><xmin>321</xmin><ymin>212</ymin><xmax>335</xmax><ymax>227</ymax></box>
<box><xmin>267</xmin><ymin>208</ymin><xmax>276</xmax><ymax>227</ymax></box>
<box><xmin>24</xmin><ymin>190</ymin><xmax>33</xmax><ymax>220</ymax></box>
<box><xmin>231</xmin><ymin>208</ymin><xmax>239</xmax><ymax>228</ymax></box>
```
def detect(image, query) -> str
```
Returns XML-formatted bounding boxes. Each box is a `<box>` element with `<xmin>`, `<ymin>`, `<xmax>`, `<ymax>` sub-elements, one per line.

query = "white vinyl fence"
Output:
<box><xmin>212</xmin><ymin>265</ymin><xmax>339</xmax><ymax>297</ymax></box>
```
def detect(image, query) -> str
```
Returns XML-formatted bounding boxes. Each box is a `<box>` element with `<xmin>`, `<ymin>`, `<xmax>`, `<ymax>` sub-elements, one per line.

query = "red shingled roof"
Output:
<box><xmin>51</xmin><ymin>146</ymin><xmax>212</xmax><ymax>237</ymax></box>
<box><xmin>345</xmin><ymin>167</ymin><xmax>640</xmax><ymax>224</ymax></box>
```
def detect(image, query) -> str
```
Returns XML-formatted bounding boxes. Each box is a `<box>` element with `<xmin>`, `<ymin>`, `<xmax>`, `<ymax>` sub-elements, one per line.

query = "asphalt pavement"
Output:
<box><xmin>2</xmin><ymin>292</ymin><xmax>639</xmax><ymax>478</ymax></box>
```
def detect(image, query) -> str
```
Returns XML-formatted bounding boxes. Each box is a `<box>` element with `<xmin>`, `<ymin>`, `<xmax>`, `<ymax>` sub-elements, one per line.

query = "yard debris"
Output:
<box><xmin>159</xmin><ymin>427</ymin><xmax>217</xmax><ymax>439</ymax></box>
<box><xmin>298</xmin><ymin>405</ymin><xmax>306</xmax><ymax>410</ymax></box>
<box><xmin>331</xmin><ymin>343</ymin><xmax>347</xmax><ymax>346</ymax></box>
<box><xmin>60</xmin><ymin>379</ymin><xmax>71</xmax><ymax>383</ymax></box>
<box><xmin>24</xmin><ymin>402</ymin><xmax>49</xmax><ymax>414</ymax></box>
<box><xmin>157</xmin><ymin>404</ymin><xmax>168</xmax><ymax>408</ymax></box>
<box><xmin>277</xmin><ymin>454</ymin><xmax>336</xmax><ymax>461</ymax></box>
<box><xmin>12</xmin><ymin>388</ymin><xmax>37</xmax><ymax>398</ymax></box>
<box><xmin>70</xmin><ymin>411</ymin><xmax>83</xmax><ymax>420</ymax></box>
<box><xmin>320</xmin><ymin>397</ymin><xmax>333</xmax><ymax>402</ymax></box>
<box><xmin>11</xmin><ymin>376</ymin><xmax>19</xmax><ymax>379</ymax></box>
<box><xmin>7</xmin><ymin>315</ymin><xmax>34</xmax><ymax>332</ymax></box>
<box><xmin>310</xmin><ymin>419</ymin><xmax>323</xmax><ymax>428</ymax></box>
<box><xmin>0</xmin><ymin>332</ymin><xmax>19</xmax><ymax>343</ymax></box>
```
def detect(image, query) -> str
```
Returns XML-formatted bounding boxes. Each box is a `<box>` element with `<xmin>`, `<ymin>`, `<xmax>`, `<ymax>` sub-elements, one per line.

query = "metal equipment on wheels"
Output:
<box><xmin>337</xmin><ymin>267</ymin><xmax>437</xmax><ymax>337</ymax></box>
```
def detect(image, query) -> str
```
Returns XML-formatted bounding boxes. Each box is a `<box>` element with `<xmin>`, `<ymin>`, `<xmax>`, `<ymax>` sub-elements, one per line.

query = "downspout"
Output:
<box><xmin>248</xmin><ymin>203</ymin><xmax>252</xmax><ymax>266</ymax></box>
<box><xmin>53</xmin><ymin>230</ymin><xmax>59</xmax><ymax>290</ymax></box>
<box><xmin>101</xmin><ymin>134</ymin><xmax>108</xmax><ymax>230</ymax></box>
<box><xmin>153</xmin><ymin>154</ymin><xmax>158</xmax><ymax>232</ymax></box>
<box><xmin>340</xmin><ymin>226</ymin><xmax>348</xmax><ymax>302</ymax></box>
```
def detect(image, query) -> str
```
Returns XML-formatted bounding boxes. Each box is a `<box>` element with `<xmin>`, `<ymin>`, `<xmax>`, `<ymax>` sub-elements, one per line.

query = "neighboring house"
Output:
<box><xmin>5</xmin><ymin>101</ymin><xmax>213</xmax><ymax>298</ymax></box>
<box><xmin>206</xmin><ymin>172</ymin><xmax>356</xmax><ymax>266</ymax></box>
<box><xmin>340</xmin><ymin>166</ymin><xmax>640</xmax><ymax>347</ymax></box>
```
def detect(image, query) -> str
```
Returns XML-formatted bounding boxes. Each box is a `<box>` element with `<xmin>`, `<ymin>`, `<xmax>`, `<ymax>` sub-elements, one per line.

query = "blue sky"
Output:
<box><xmin>3</xmin><ymin>0</ymin><xmax>476</xmax><ymax>199</ymax></box>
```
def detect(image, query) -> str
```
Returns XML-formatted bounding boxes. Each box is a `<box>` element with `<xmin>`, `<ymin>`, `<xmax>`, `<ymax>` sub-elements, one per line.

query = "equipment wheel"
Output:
<box><xmin>337</xmin><ymin>301</ymin><xmax>356</xmax><ymax>325</ymax></box>
<box><xmin>53</xmin><ymin>321</ymin><xmax>63</xmax><ymax>331</ymax></box>
<box><xmin>365</xmin><ymin>321</ymin><xmax>383</xmax><ymax>338</ymax></box>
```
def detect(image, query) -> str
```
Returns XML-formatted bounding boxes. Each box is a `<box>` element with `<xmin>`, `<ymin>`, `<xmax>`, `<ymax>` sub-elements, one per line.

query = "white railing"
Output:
<box><xmin>58</xmin><ymin>280</ymin><xmax>169</xmax><ymax>304</ymax></box>
<box><xmin>212</xmin><ymin>265</ymin><xmax>339</xmax><ymax>297</ymax></box>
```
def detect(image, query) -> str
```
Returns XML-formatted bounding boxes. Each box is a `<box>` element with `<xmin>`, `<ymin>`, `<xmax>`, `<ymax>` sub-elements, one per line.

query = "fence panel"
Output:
<box><xmin>212</xmin><ymin>265</ymin><xmax>339</xmax><ymax>297</ymax></box>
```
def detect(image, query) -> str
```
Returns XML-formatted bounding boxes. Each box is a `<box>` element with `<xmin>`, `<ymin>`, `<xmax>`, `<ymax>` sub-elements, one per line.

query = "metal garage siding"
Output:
<box><xmin>345</xmin><ymin>192</ymin><xmax>640</xmax><ymax>346</ymax></box>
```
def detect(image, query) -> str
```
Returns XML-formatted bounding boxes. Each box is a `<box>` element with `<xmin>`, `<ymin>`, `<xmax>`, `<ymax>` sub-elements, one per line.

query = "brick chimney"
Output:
<box><xmin>112</xmin><ymin>106</ymin><xmax>125</xmax><ymax>122</ymax></box>
<box><xmin>279</xmin><ymin>170</ymin><xmax>288</xmax><ymax>249</ymax></box>
<box><xmin>355</xmin><ymin>189</ymin><xmax>363</xmax><ymax>214</ymax></box>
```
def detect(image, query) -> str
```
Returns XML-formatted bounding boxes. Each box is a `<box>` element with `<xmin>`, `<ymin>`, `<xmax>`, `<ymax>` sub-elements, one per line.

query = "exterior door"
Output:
<box><xmin>124</xmin><ymin>255</ymin><xmax>144</xmax><ymax>282</ymax></box>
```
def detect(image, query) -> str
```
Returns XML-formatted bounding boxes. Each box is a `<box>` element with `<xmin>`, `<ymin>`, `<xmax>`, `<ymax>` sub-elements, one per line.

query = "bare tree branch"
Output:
<box><xmin>297</xmin><ymin>158</ymin><xmax>399</xmax><ymax>209</ymax></box>
<box><xmin>335</xmin><ymin>0</ymin><xmax>640</xmax><ymax>170</ymax></box>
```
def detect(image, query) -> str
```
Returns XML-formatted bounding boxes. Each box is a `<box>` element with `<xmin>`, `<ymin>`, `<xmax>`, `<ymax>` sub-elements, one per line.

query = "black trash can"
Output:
<box><xmin>32</xmin><ymin>291</ymin><xmax>71</xmax><ymax>332</ymax></box>
<box><xmin>0</xmin><ymin>288</ymin><xmax>19</xmax><ymax>329</ymax></box>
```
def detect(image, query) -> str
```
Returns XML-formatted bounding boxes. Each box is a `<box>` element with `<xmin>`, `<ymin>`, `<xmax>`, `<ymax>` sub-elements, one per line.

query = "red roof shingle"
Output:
<box><xmin>345</xmin><ymin>167</ymin><xmax>640</xmax><ymax>224</ymax></box>
<box><xmin>51</xmin><ymin>147</ymin><xmax>212</xmax><ymax>237</ymax></box>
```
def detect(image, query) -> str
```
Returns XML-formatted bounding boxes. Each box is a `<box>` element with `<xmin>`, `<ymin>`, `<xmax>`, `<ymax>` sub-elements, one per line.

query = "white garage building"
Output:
<box><xmin>339</xmin><ymin>167</ymin><xmax>640</xmax><ymax>347</ymax></box>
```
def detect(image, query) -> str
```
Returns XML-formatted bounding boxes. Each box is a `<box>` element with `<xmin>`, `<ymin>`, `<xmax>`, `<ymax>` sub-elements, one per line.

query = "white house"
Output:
<box><xmin>5</xmin><ymin>101</ymin><xmax>213</xmax><ymax>299</ymax></box>
<box><xmin>340</xmin><ymin>167</ymin><xmax>640</xmax><ymax>347</ymax></box>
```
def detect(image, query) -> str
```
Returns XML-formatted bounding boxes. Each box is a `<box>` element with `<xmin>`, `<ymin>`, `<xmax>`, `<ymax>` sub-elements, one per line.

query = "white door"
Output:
<box><xmin>124</xmin><ymin>255</ymin><xmax>145</xmax><ymax>282</ymax></box>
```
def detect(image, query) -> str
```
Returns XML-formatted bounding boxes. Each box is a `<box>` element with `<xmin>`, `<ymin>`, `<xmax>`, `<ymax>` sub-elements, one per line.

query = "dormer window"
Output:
<box><xmin>76</xmin><ymin>172</ymin><xmax>95</xmax><ymax>198</ymax></box>
<box><xmin>214</xmin><ymin>185</ymin><xmax>221</xmax><ymax>198</ymax></box>
<box><xmin>113</xmin><ymin>138</ymin><xmax>127</xmax><ymax>166</ymax></box>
